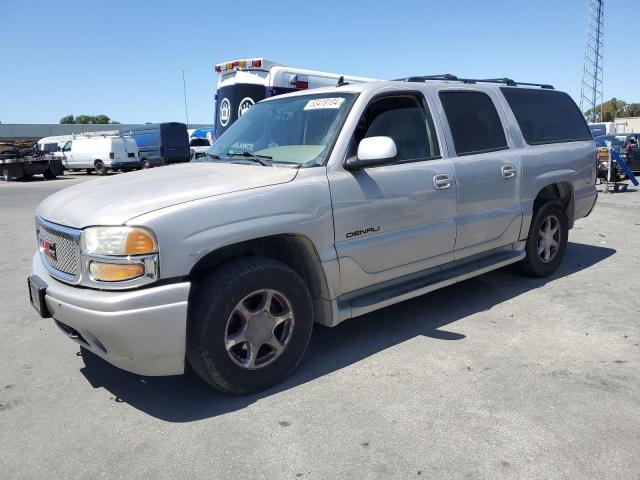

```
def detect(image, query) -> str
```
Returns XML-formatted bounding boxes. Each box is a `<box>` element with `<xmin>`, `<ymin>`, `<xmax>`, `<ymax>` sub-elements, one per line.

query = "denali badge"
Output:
<box><xmin>39</xmin><ymin>237</ymin><xmax>57</xmax><ymax>261</ymax></box>
<box><xmin>346</xmin><ymin>226</ymin><xmax>380</xmax><ymax>238</ymax></box>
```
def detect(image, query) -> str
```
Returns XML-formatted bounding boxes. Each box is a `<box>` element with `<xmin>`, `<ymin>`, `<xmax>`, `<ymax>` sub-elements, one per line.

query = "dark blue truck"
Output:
<box><xmin>119</xmin><ymin>123</ymin><xmax>190</xmax><ymax>166</ymax></box>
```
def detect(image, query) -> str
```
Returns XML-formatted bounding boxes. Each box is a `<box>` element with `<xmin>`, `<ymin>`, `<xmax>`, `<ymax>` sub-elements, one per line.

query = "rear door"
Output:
<box><xmin>438</xmin><ymin>89</ymin><xmax>522</xmax><ymax>257</ymax></box>
<box><xmin>329</xmin><ymin>92</ymin><xmax>457</xmax><ymax>293</ymax></box>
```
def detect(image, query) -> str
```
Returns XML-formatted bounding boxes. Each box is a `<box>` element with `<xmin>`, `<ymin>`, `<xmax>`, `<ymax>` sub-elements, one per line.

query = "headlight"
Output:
<box><xmin>81</xmin><ymin>226</ymin><xmax>158</xmax><ymax>256</ymax></box>
<box><xmin>80</xmin><ymin>226</ymin><xmax>158</xmax><ymax>285</ymax></box>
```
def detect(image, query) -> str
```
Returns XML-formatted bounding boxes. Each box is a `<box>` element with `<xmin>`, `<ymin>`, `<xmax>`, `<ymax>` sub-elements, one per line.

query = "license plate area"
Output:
<box><xmin>28</xmin><ymin>275</ymin><xmax>51</xmax><ymax>318</ymax></box>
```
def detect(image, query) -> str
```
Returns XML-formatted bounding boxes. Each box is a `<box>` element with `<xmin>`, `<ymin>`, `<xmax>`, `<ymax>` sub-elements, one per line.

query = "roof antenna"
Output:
<box><xmin>336</xmin><ymin>75</ymin><xmax>348</xmax><ymax>87</ymax></box>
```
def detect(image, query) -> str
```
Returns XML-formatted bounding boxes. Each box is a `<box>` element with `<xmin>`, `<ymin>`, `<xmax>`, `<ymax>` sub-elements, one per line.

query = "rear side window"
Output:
<box><xmin>500</xmin><ymin>88</ymin><xmax>591</xmax><ymax>145</ymax></box>
<box><xmin>439</xmin><ymin>91</ymin><xmax>508</xmax><ymax>156</ymax></box>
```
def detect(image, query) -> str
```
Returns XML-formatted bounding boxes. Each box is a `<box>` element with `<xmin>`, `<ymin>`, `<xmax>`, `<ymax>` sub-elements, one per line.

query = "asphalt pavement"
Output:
<box><xmin>1</xmin><ymin>173</ymin><xmax>639</xmax><ymax>479</ymax></box>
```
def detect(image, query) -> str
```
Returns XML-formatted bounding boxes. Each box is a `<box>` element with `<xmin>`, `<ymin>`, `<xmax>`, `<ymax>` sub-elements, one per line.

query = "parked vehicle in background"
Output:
<box><xmin>595</xmin><ymin>133</ymin><xmax>640</xmax><ymax>173</ymax></box>
<box><xmin>37</xmin><ymin>135</ymin><xmax>73</xmax><ymax>157</ymax></box>
<box><xmin>61</xmin><ymin>135</ymin><xmax>139</xmax><ymax>175</ymax></box>
<box><xmin>29</xmin><ymin>76</ymin><xmax>597</xmax><ymax>394</ymax></box>
<box><xmin>119</xmin><ymin>123</ymin><xmax>190</xmax><ymax>164</ymax></box>
<box><xmin>1</xmin><ymin>145</ymin><xmax>63</xmax><ymax>181</ymax></box>
<box><xmin>588</xmin><ymin>122</ymin><xmax>626</xmax><ymax>137</ymax></box>
<box><xmin>188</xmin><ymin>127</ymin><xmax>215</xmax><ymax>160</ymax></box>
<box><xmin>213</xmin><ymin>58</ymin><xmax>376</xmax><ymax>138</ymax></box>
<box><xmin>189</xmin><ymin>137</ymin><xmax>210</xmax><ymax>160</ymax></box>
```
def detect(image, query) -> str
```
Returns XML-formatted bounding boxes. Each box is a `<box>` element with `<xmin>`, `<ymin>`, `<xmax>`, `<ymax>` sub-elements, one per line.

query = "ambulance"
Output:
<box><xmin>213</xmin><ymin>58</ymin><xmax>376</xmax><ymax>138</ymax></box>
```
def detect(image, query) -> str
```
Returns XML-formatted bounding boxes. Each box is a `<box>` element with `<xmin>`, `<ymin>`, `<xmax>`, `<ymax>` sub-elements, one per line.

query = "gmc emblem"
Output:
<box><xmin>40</xmin><ymin>237</ymin><xmax>57</xmax><ymax>261</ymax></box>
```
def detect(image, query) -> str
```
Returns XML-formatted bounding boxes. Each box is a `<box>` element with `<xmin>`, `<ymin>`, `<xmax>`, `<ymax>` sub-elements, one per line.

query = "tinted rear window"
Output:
<box><xmin>439</xmin><ymin>91</ymin><xmax>508</xmax><ymax>156</ymax></box>
<box><xmin>501</xmin><ymin>88</ymin><xmax>591</xmax><ymax>145</ymax></box>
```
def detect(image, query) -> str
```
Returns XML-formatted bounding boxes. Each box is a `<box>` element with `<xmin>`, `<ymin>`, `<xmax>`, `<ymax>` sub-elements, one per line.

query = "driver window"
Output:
<box><xmin>350</xmin><ymin>95</ymin><xmax>440</xmax><ymax>162</ymax></box>
<box><xmin>63</xmin><ymin>141</ymin><xmax>72</xmax><ymax>152</ymax></box>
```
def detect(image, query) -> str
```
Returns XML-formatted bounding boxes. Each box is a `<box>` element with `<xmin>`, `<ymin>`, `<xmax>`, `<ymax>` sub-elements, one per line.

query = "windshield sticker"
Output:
<box><xmin>304</xmin><ymin>97</ymin><xmax>345</xmax><ymax>110</ymax></box>
<box><xmin>231</xmin><ymin>142</ymin><xmax>254</xmax><ymax>151</ymax></box>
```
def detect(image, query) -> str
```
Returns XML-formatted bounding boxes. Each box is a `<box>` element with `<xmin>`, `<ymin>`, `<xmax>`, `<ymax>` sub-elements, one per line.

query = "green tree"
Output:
<box><xmin>60</xmin><ymin>115</ymin><xmax>75</xmax><ymax>124</ymax></box>
<box><xmin>93</xmin><ymin>115</ymin><xmax>111</xmax><ymax>124</ymax></box>
<box><xmin>585</xmin><ymin>98</ymin><xmax>627</xmax><ymax>122</ymax></box>
<box><xmin>623</xmin><ymin>103</ymin><xmax>640</xmax><ymax>118</ymax></box>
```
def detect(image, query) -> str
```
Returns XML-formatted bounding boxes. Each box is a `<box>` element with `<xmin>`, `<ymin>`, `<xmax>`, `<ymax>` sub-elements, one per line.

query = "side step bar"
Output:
<box><xmin>337</xmin><ymin>249</ymin><xmax>525</xmax><ymax>320</ymax></box>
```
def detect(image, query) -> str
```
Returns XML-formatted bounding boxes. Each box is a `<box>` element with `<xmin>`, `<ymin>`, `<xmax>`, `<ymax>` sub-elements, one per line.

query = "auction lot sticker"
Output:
<box><xmin>304</xmin><ymin>97</ymin><xmax>345</xmax><ymax>110</ymax></box>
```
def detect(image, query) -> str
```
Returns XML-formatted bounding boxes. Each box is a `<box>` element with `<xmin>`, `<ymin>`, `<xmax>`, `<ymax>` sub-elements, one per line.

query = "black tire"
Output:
<box><xmin>43</xmin><ymin>168</ymin><xmax>56</xmax><ymax>180</ymax></box>
<box><xmin>187</xmin><ymin>257</ymin><xmax>313</xmax><ymax>394</ymax></box>
<box><xmin>94</xmin><ymin>161</ymin><xmax>107</xmax><ymax>176</ymax></box>
<box><xmin>518</xmin><ymin>201</ymin><xmax>568</xmax><ymax>277</ymax></box>
<box><xmin>141</xmin><ymin>159</ymin><xmax>150</xmax><ymax>169</ymax></box>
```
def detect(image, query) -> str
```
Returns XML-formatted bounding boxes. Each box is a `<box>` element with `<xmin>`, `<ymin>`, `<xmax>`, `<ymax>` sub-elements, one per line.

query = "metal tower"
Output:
<box><xmin>580</xmin><ymin>0</ymin><xmax>604</xmax><ymax>122</ymax></box>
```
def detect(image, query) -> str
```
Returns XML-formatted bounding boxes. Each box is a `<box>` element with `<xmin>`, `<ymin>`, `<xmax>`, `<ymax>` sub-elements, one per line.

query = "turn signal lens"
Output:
<box><xmin>89</xmin><ymin>262</ymin><xmax>145</xmax><ymax>282</ymax></box>
<box><xmin>124</xmin><ymin>230</ymin><xmax>156</xmax><ymax>255</ymax></box>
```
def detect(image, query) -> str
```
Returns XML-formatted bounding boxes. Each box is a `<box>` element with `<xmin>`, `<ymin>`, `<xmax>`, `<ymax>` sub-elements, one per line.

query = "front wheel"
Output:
<box><xmin>187</xmin><ymin>257</ymin><xmax>313</xmax><ymax>394</ymax></box>
<box><xmin>518</xmin><ymin>201</ymin><xmax>568</xmax><ymax>277</ymax></box>
<box><xmin>94</xmin><ymin>161</ymin><xmax>107</xmax><ymax>176</ymax></box>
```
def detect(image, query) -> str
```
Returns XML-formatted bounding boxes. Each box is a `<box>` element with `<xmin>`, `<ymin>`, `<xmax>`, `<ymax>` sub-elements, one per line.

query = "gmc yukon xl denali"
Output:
<box><xmin>28</xmin><ymin>77</ymin><xmax>598</xmax><ymax>393</ymax></box>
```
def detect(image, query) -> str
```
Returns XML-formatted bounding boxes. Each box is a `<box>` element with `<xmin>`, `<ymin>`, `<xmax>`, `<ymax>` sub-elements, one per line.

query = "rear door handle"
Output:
<box><xmin>433</xmin><ymin>174</ymin><xmax>452</xmax><ymax>190</ymax></box>
<box><xmin>501</xmin><ymin>164</ymin><xmax>517</xmax><ymax>178</ymax></box>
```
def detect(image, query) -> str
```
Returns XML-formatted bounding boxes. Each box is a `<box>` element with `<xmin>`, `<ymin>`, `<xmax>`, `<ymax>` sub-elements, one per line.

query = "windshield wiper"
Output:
<box><xmin>206</xmin><ymin>152</ymin><xmax>222</xmax><ymax>160</ymax></box>
<box><xmin>227</xmin><ymin>151</ymin><xmax>273</xmax><ymax>166</ymax></box>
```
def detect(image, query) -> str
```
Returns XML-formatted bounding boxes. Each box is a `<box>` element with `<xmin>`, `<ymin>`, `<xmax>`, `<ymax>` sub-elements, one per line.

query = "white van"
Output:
<box><xmin>61</xmin><ymin>135</ymin><xmax>139</xmax><ymax>175</ymax></box>
<box><xmin>37</xmin><ymin>135</ymin><xmax>73</xmax><ymax>157</ymax></box>
<box><xmin>213</xmin><ymin>58</ymin><xmax>377</xmax><ymax>138</ymax></box>
<box><xmin>588</xmin><ymin>122</ymin><xmax>626</xmax><ymax>137</ymax></box>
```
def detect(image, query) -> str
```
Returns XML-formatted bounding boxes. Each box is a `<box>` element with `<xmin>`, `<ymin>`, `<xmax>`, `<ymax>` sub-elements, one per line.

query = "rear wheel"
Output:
<box><xmin>187</xmin><ymin>257</ymin><xmax>313</xmax><ymax>394</ymax></box>
<box><xmin>94</xmin><ymin>160</ymin><xmax>107</xmax><ymax>176</ymax></box>
<box><xmin>141</xmin><ymin>159</ymin><xmax>150</xmax><ymax>169</ymax></box>
<box><xmin>43</xmin><ymin>168</ymin><xmax>56</xmax><ymax>180</ymax></box>
<box><xmin>518</xmin><ymin>201</ymin><xmax>568</xmax><ymax>277</ymax></box>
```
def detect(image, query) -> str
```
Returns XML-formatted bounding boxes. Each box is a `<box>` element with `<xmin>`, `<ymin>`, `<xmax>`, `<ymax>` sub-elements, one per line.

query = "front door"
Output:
<box><xmin>437</xmin><ymin>90</ymin><xmax>522</xmax><ymax>256</ymax></box>
<box><xmin>329</xmin><ymin>93</ymin><xmax>457</xmax><ymax>293</ymax></box>
<box><xmin>61</xmin><ymin>141</ymin><xmax>73</xmax><ymax>168</ymax></box>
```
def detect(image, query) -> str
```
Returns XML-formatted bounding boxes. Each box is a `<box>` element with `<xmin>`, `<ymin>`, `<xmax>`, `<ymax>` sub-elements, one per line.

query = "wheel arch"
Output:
<box><xmin>520</xmin><ymin>181</ymin><xmax>575</xmax><ymax>240</ymax></box>
<box><xmin>533</xmin><ymin>182</ymin><xmax>574</xmax><ymax>227</ymax></box>
<box><xmin>188</xmin><ymin>233</ymin><xmax>333</xmax><ymax>326</ymax></box>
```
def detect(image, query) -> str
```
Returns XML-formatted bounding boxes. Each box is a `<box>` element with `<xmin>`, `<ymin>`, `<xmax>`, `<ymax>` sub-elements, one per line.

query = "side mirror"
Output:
<box><xmin>345</xmin><ymin>136</ymin><xmax>398</xmax><ymax>170</ymax></box>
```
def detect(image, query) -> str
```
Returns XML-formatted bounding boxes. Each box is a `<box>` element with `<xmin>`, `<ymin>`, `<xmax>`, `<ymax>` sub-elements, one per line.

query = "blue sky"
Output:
<box><xmin>0</xmin><ymin>0</ymin><xmax>637</xmax><ymax>124</ymax></box>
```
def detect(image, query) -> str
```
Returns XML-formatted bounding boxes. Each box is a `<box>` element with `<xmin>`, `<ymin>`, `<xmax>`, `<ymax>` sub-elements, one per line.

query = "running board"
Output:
<box><xmin>337</xmin><ymin>249</ymin><xmax>525</xmax><ymax>320</ymax></box>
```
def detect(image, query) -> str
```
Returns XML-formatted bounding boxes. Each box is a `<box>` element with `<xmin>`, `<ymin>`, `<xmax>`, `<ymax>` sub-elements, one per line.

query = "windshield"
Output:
<box><xmin>208</xmin><ymin>92</ymin><xmax>356</xmax><ymax>166</ymax></box>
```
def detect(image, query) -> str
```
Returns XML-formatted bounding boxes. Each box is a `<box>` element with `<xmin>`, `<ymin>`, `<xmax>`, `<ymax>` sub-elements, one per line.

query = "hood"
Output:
<box><xmin>37</xmin><ymin>162</ymin><xmax>299</xmax><ymax>228</ymax></box>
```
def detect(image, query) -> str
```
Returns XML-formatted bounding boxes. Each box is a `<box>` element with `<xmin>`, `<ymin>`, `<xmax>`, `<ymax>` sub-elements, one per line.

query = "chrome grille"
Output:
<box><xmin>37</xmin><ymin>220</ymin><xmax>79</xmax><ymax>277</ymax></box>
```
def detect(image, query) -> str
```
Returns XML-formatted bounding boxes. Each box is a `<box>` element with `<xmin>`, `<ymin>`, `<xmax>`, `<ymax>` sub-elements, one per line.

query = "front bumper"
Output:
<box><xmin>32</xmin><ymin>252</ymin><xmax>190</xmax><ymax>376</ymax></box>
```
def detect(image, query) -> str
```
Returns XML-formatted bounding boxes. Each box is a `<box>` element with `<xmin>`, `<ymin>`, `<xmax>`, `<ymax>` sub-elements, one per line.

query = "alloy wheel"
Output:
<box><xmin>224</xmin><ymin>289</ymin><xmax>295</xmax><ymax>370</ymax></box>
<box><xmin>537</xmin><ymin>214</ymin><xmax>560</xmax><ymax>263</ymax></box>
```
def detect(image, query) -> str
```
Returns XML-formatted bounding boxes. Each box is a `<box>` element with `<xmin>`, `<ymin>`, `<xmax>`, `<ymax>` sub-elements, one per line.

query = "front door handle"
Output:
<box><xmin>501</xmin><ymin>164</ymin><xmax>517</xmax><ymax>178</ymax></box>
<box><xmin>433</xmin><ymin>174</ymin><xmax>452</xmax><ymax>190</ymax></box>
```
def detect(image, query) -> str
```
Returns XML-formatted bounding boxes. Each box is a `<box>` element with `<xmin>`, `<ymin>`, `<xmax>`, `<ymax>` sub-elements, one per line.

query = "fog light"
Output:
<box><xmin>89</xmin><ymin>262</ymin><xmax>144</xmax><ymax>282</ymax></box>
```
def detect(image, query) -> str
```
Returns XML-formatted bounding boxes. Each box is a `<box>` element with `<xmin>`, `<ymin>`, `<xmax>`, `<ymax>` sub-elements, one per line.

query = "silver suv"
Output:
<box><xmin>28</xmin><ymin>77</ymin><xmax>598</xmax><ymax>393</ymax></box>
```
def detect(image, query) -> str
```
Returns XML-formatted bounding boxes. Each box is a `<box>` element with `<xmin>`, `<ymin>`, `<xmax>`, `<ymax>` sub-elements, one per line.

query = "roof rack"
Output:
<box><xmin>394</xmin><ymin>74</ymin><xmax>554</xmax><ymax>90</ymax></box>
